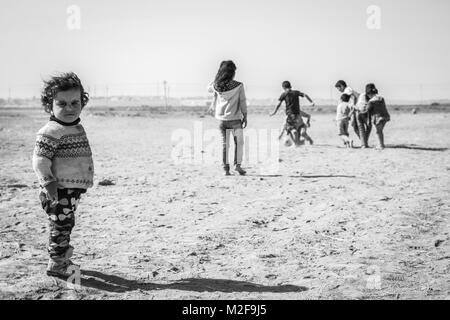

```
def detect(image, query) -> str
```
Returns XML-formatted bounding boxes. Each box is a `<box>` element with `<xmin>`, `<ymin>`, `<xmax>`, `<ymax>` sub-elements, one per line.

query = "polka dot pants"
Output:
<box><xmin>39</xmin><ymin>188</ymin><xmax>85</xmax><ymax>259</ymax></box>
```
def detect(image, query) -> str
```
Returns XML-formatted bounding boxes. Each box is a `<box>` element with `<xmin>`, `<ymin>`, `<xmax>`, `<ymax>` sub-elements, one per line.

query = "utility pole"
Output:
<box><xmin>163</xmin><ymin>80</ymin><xmax>168</xmax><ymax>112</ymax></box>
<box><xmin>419</xmin><ymin>84</ymin><xmax>424</xmax><ymax>105</ymax></box>
<box><xmin>106</xmin><ymin>85</ymin><xmax>109</xmax><ymax>107</ymax></box>
<box><xmin>8</xmin><ymin>87</ymin><xmax>11</xmax><ymax>103</ymax></box>
<box><xmin>167</xmin><ymin>85</ymin><xmax>170</xmax><ymax>106</ymax></box>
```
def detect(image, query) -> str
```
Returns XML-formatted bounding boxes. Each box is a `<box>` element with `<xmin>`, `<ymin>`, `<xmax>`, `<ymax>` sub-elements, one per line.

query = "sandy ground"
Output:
<box><xmin>0</xmin><ymin>109</ymin><xmax>449</xmax><ymax>300</ymax></box>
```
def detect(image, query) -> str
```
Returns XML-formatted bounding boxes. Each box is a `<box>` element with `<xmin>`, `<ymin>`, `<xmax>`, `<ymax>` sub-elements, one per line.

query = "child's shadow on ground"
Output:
<box><xmin>387</xmin><ymin>144</ymin><xmax>448</xmax><ymax>152</ymax></box>
<box><xmin>253</xmin><ymin>174</ymin><xmax>356</xmax><ymax>179</ymax></box>
<box><xmin>79</xmin><ymin>270</ymin><xmax>308</xmax><ymax>294</ymax></box>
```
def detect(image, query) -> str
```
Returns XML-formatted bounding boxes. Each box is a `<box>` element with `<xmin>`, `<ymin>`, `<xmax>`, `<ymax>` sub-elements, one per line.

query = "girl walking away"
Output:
<box><xmin>208</xmin><ymin>60</ymin><xmax>248</xmax><ymax>176</ymax></box>
<box><xmin>32</xmin><ymin>72</ymin><xmax>94</xmax><ymax>277</ymax></box>
<box><xmin>366</xmin><ymin>83</ymin><xmax>390</xmax><ymax>150</ymax></box>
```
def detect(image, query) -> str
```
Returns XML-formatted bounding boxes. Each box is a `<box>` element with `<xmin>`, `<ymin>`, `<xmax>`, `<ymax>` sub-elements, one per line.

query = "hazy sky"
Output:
<box><xmin>1</xmin><ymin>0</ymin><xmax>449</xmax><ymax>100</ymax></box>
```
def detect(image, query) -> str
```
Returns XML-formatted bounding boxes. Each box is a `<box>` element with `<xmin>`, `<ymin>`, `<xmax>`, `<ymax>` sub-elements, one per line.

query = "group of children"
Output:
<box><xmin>269</xmin><ymin>79</ymin><xmax>391</xmax><ymax>150</ymax></box>
<box><xmin>334</xmin><ymin>80</ymin><xmax>391</xmax><ymax>150</ymax></box>
<box><xmin>32</xmin><ymin>68</ymin><xmax>391</xmax><ymax>277</ymax></box>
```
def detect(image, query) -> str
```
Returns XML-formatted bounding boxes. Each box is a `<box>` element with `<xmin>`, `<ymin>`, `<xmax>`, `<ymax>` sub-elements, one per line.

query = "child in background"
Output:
<box><xmin>32</xmin><ymin>72</ymin><xmax>94</xmax><ymax>277</ymax></box>
<box><xmin>355</xmin><ymin>90</ymin><xmax>373</xmax><ymax>148</ymax></box>
<box><xmin>278</xmin><ymin>110</ymin><xmax>312</xmax><ymax>146</ymax></box>
<box><xmin>366</xmin><ymin>83</ymin><xmax>390</xmax><ymax>150</ymax></box>
<box><xmin>336</xmin><ymin>94</ymin><xmax>353</xmax><ymax>148</ymax></box>
<box><xmin>271</xmin><ymin>81</ymin><xmax>315</xmax><ymax>146</ymax></box>
<box><xmin>335</xmin><ymin>80</ymin><xmax>360</xmax><ymax>139</ymax></box>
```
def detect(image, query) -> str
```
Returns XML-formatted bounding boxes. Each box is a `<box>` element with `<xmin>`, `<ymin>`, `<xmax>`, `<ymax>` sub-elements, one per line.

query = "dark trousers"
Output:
<box><xmin>219</xmin><ymin>120</ymin><xmax>244</xmax><ymax>169</ymax></box>
<box><xmin>350</xmin><ymin>113</ymin><xmax>360</xmax><ymax>138</ymax></box>
<box><xmin>357</xmin><ymin>112</ymin><xmax>372</xmax><ymax>147</ymax></box>
<box><xmin>39</xmin><ymin>188</ymin><xmax>84</xmax><ymax>259</ymax></box>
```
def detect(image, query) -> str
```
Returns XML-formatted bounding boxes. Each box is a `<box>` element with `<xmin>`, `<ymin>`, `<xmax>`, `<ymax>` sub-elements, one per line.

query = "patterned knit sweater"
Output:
<box><xmin>32</xmin><ymin>118</ymin><xmax>94</xmax><ymax>189</ymax></box>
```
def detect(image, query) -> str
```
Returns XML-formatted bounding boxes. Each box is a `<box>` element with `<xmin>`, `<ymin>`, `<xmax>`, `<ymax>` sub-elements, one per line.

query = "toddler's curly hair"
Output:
<box><xmin>41</xmin><ymin>72</ymin><xmax>89</xmax><ymax>113</ymax></box>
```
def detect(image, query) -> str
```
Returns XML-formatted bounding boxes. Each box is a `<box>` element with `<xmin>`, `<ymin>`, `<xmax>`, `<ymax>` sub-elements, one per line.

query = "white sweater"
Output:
<box><xmin>208</xmin><ymin>82</ymin><xmax>248</xmax><ymax>121</ymax></box>
<box><xmin>344</xmin><ymin>87</ymin><xmax>360</xmax><ymax>108</ymax></box>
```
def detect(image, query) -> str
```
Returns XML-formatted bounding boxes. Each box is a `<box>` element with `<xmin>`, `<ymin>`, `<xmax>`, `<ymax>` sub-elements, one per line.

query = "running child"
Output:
<box><xmin>278</xmin><ymin>110</ymin><xmax>312</xmax><ymax>146</ymax></box>
<box><xmin>270</xmin><ymin>81</ymin><xmax>315</xmax><ymax>146</ymax></box>
<box><xmin>32</xmin><ymin>72</ymin><xmax>94</xmax><ymax>277</ymax></box>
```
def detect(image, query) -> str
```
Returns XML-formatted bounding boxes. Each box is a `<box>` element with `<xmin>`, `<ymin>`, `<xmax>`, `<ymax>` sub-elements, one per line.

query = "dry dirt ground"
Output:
<box><xmin>0</xmin><ymin>108</ymin><xmax>449</xmax><ymax>300</ymax></box>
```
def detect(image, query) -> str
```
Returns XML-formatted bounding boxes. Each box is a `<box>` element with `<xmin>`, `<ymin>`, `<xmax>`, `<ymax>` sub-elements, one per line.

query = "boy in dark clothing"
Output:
<box><xmin>270</xmin><ymin>81</ymin><xmax>315</xmax><ymax>146</ymax></box>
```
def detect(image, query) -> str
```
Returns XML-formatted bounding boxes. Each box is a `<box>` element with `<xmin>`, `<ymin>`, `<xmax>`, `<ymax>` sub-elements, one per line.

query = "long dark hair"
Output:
<box><xmin>214</xmin><ymin>60</ymin><xmax>236</xmax><ymax>92</ymax></box>
<box><xmin>365</xmin><ymin>83</ymin><xmax>378</xmax><ymax>100</ymax></box>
